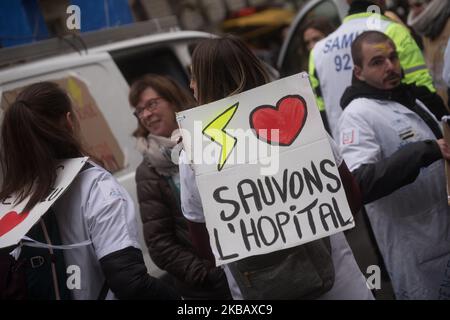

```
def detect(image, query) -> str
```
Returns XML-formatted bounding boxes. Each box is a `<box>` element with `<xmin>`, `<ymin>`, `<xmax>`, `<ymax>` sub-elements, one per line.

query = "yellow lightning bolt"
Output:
<box><xmin>202</xmin><ymin>103</ymin><xmax>239</xmax><ymax>171</ymax></box>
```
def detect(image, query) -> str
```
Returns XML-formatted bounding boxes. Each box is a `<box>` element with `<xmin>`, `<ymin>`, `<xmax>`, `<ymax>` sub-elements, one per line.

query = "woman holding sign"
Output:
<box><xmin>179</xmin><ymin>35</ymin><xmax>373</xmax><ymax>300</ymax></box>
<box><xmin>0</xmin><ymin>82</ymin><xmax>179</xmax><ymax>300</ymax></box>
<box><xmin>128</xmin><ymin>74</ymin><xmax>231</xmax><ymax>299</ymax></box>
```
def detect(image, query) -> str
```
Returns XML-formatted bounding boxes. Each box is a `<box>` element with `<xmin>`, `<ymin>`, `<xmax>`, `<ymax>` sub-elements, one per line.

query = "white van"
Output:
<box><xmin>0</xmin><ymin>19</ymin><xmax>214</xmax><ymax>277</ymax></box>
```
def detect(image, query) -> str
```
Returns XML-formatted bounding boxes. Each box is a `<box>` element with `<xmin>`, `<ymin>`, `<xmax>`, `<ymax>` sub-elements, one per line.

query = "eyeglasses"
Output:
<box><xmin>133</xmin><ymin>97</ymin><xmax>163</xmax><ymax>119</ymax></box>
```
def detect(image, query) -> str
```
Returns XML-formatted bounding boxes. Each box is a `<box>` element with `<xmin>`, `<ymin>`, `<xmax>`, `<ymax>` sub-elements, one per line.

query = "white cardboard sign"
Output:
<box><xmin>177</xmin><ymin>73</ymin><xmax>354</xmax><ymax>266</ymax></box>
<box><xmin>0</xmin><ymin>157</ymin><xmax>88</xmax><ymax>248</ymax></box>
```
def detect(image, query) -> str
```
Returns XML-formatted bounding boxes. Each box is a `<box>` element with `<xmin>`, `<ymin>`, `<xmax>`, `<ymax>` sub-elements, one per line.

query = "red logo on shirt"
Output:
<box><xmin>342</xmin><ymin>130</ymin><xmax>355</xmax><ymax>145</ymax></box>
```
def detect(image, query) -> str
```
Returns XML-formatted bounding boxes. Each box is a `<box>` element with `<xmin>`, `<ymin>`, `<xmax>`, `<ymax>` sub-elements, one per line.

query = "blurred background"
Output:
<box><xmin>0</xmin><ymin>0</ymin><xmax>414</xmax><ymax>68</ymax></box>
<box><xmin>1</xmin><ymin>0</ymin><xmax>439</xmax><ymax>300</ymax></box>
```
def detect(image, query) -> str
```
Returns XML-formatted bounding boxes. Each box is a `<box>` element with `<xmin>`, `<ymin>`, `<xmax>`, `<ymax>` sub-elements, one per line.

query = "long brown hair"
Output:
<box><xmin>301</xmin><ymin>18</ymin><xmax>335</xmax><ymax>38</ymax></box>
<box><xmin>128</xmin><ymin>74</ymin><xmax>196</xmax><ymax>138</ymax></box>
<box><xmin>0</xmin><ymin>82</ymin><xmax>84</xmax><ymax>211</ymax></box>
<box><xmin>191</xmin><ymin>34</ymin><xmax>270</xmax><ymax>105</ymax></box>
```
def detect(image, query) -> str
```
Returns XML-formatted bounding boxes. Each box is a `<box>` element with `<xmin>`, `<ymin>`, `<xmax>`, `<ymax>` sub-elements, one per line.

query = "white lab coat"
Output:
<box><xmin>52</xmin><ymin>161</ymin><xmax>141</xmax><ymax>300</ymax></box>
<box><xmin>338</xmin><ymin>97</ymin><xmax>450</xmax><ymax>299</ymax></box>
<box><xmin>179</xmin><ymin>137</ymin><xmax>373</xmax><ymax>300</ymax></box>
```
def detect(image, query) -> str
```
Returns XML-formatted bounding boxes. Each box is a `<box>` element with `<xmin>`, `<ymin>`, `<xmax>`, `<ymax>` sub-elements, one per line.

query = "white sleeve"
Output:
<box><xmin>178</xmin><ymin>150</ymin><xmax>205</xmax><ymax>223</ymax></box>
<box><xmin>443</xmin><ymin>38</ymin><xmax>450</xmax><ymax>88</ymax></box>
<box><xmin>85</xmin><ymin>174</ymin><xmax>141</xmax><ymax>260</ymax></box>
<box><xmin>337</xmin><ymin>108</ymin><xmax>381</xmax><ymax>172</ymax></box>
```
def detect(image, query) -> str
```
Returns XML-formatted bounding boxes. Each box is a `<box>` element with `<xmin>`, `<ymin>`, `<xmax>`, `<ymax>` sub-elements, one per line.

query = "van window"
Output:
<box><xmin>280</xmin><ymin>0</ymin><xmax>341</xmax><ymax>77</ymax></box>
<box><xmin>110</xmin><ymin>45</ymin><xmax>189</xmax><ymax>87</ymax></box>
<box><xmin>1</xmin><ymin>76</ymin><xmax>125</xmax><ymax>173</ymax></box>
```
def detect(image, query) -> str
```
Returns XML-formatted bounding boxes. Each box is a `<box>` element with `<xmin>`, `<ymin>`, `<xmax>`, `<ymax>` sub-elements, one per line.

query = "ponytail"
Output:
<box><xmin>0</xmin><ymin>82</ymin><xmax>84</xmax><ymax>212</ymax></box>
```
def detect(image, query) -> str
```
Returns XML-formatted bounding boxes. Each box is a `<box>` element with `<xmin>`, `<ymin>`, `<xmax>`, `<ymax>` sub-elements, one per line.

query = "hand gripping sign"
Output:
<box><xmin>0</xmin><ymin>157</ymin><xmax>88</xmax><ymax>249</ymax></box>
<box><xmin>177</xmin><ymin>73</ymin><xmax>354</xmax><ymax>266</ymax></box>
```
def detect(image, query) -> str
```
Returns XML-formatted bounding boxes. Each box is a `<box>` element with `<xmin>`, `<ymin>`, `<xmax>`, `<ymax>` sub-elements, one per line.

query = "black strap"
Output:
<box><xmin>409</xmin><ymin>102</ymin><xmax>443</xmax><ymax>139</ymax></box>
<box><xmin>81</xmin><ymin>161</ymin><xmax>94</xmax><ymax>172</ymax></box>
<box><xmin>97</xmin><ymin>280</ymin><xmax>109</xmax><ymax>300</ymax></box>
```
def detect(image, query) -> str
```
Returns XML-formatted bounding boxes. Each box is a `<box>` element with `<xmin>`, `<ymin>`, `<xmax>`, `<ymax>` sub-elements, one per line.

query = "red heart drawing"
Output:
<box><xmin>0</xmin><ymin>211</ymin><xmax>30</xmax><ymax>237</ymax></box>
<box><xmin>250</xmin><ymin>95</ymin><xmax>308</xmax><ymax>146</ymax></box>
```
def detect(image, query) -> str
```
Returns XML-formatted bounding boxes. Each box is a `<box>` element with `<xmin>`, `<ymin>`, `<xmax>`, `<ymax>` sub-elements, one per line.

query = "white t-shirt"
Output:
<box><xmin>52</xmin><ymin>161</ymin><xmax>141</xmax><ymax>300</ymax></box>
<box><xmin>179</xmin><ymin>151</ymin><xmax>243</xmax><ymax>299</ymax></box>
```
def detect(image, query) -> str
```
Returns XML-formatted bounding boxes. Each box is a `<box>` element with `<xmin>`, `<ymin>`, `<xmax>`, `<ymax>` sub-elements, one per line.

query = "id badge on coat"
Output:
<box><xmin>391</xmin><ymin>118</ymin><xmax>420</xmax><ymax>146</ymax></box>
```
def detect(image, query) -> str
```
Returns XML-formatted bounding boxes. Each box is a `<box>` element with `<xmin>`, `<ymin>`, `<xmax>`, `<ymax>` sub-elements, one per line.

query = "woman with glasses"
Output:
<box><xmin>129</xmin><ymin>74</ymin><xmax>231</xmax><ymax>299</ymax></box>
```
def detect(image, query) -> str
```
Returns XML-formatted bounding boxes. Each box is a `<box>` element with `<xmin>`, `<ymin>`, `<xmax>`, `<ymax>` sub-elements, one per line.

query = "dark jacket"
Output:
<box><xmin>135</xmin><ymin>158</ymin><xmax>231</xmax><ymax>299</ymax></box>
<box><xmin>341</xmin><ymin>75</ymin><xmax>448</xmax><ymax>122</ymax></box>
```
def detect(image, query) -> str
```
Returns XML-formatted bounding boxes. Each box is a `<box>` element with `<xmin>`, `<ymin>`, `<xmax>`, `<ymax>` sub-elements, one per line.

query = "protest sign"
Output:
<box><xmin>176</xmin><ymin>73</ymin><xmax>354</xmax><ymax>266</ymax></box>
<box><xmin>0</xmin><ymin>157</ymin><xmax>88</xmax><ymax>248</ymax></box>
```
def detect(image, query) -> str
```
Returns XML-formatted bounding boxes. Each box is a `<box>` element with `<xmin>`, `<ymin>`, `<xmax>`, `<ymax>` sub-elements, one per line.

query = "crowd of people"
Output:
<box><xmin>1</xmin><ymin>0</ymin><xmax>450</xmax><ymax>300</ymax></box>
